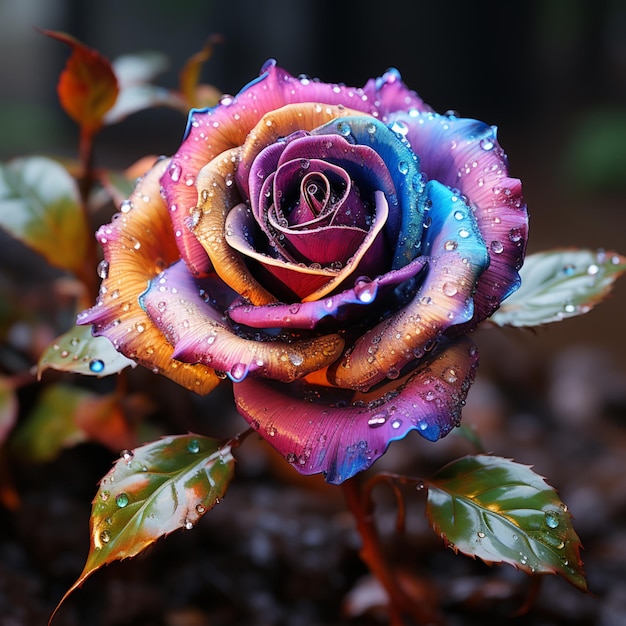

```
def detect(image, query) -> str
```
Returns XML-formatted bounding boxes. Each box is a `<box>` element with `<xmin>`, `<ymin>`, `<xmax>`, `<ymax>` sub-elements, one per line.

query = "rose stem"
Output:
<box><xmin>76</xmin><ymin>126</ymin><xmax>99</xmax><ymax>304</ymax></box>
<box><xmin>341</xmin><ymin>476</ymin><xmax>441</xmax><ymax>625</ymax></box>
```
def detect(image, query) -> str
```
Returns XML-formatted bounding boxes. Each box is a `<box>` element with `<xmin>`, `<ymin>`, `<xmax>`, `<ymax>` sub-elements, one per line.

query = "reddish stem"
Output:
<box><xmin>342</xmin><ymin>476</ymin><xmax>441</xmax><ymax>625</ymax></box>
<box><xmin>75</xmin><ymin>126</ymin><xmax>99</xmax><ymax>303</ymax></box>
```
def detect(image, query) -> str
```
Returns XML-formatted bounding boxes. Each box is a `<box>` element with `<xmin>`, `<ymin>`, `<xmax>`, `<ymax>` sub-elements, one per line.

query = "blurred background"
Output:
<box><xmin>1</xmin><ymin>1</ymin><xmax>625</xmax><ymax>625</ymax></box>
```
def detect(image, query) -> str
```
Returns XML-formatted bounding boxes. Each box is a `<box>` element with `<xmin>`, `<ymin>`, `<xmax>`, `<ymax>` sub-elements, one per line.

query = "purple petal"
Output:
<box><xmin>234</xmin><ymin>338</ymin><xmax>479</xmax><ymax>484</ymax></box>
<box><xmin>140</xmin><ymin>260</ymin><xmax>345</xmax><ymax>383</ymax></box>
<box><xmin>228</xmin><ymin>256</ymin><xmax>427</xmax><ymax>330</ymax></box>
<box><xmin>330</xmin><ymin>181</ymin><xmax>489</xmax><ymax>392</ymax></box>
<box><xmin>392</xmin><ymin>111</ymin><xmax>528</xmax><ymax>324</ymax></box>
<box><xmin>162</xmin><ymin>61</ymin><xmax>428</xmax><ymax>275</ymax></box>
<box><xmin>225</xmin><ymin>191</ymin><xmax>390</xmax><ymax>302</ymax></box>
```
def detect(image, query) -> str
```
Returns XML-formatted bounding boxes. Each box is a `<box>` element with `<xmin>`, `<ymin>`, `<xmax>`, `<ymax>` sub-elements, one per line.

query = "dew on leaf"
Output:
<box><xmin>115</xmin><ymin>493</ymin><xmax>129</xmax><ymax>508</ymax></box>
<box><xmin>187</xmin><ymin>439</ymin><xmax>200</xmax><ymax>454</ymax></box>
<box><xmin>89</xmin><ymin>359</ymin><xmax>105</xmax><ymax>373</ymax></box>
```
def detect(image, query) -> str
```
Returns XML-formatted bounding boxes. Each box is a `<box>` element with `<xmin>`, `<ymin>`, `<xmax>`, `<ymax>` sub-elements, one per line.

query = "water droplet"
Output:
<box><xmin>368</xmin><ymin>412</ymin><xmax>388</xmax><ymax>428</ymax></box>
<box><xmin>442</xmin><ymin>282</ymin><xmax>458</xmax><ymax>297</ymax></box>
<box><xmin>289</xmin><ymin>353</ymin><xmax>304</xmax><ymax>367</ymax></box>
<box><xmin>116</xmin><ymin>493</ymin><xmax>129</xmax><ymax>508</ymax></box>
<box><xmin>391</xmin><ymin>418</ymin><xmax>402</xmax><ymax>429</ymax></box>
<box><xmin>228</xmin><ymin>362</ymin><xmax>249</xmax><ymax>382</ymax></box>
<box><xmin>196</xmin><ymin>504</ymin><xmax>206</xmax><ymax>514</ymax></box>
<box><xmin>354</xmin><ymin>277</ymin><xmax>377</xmax><ymax>303</ymax></box>
<box><xmin>89</xmin><ymin>359</ymin><xmax>105</xmax><ymax>373</ymax></box>
<box><xmin>544</xmin><ymin>511</ymin><xmax>559</xmax><ymax>528</ymax></box>
<box><xmin>398</xmin><ymin>160</ymin><xmax>409</xmax><ymax>175</ymax></box>
<box><xmin>508</xmin><ymin>227</ymin><xmax>523</xmax><ymax>242</ymax></box>
<box><xmin>454</xmin><ymin>210</ymin><xmax>464</xmax><ymax>221</ymax></box>
<box><xmin>587</xmin><ymin>264</ymin><xmax>599</xmax><ymax>275</ymax></box>
<box><xmin>415</xmin><ymin>481</ymin><xmax>425</xmax><ymax>491</ymax></box>
<box><xmin>490</xmin><ymin>240</ymin><xmax>504</xmax><ymax>254</ymax></box>
<box><xmin>366</xmin><ymin>122</ymin><xmax>377</xmax><ymax>135</ymax></box>
<box><xmin>168</xmin><ymin>161</ymin><xmax>182</xmax><ymax>182</ymax></box>
<box><xmin>97</xmin><ymin>260</ymin><xmax>109</xmax><ymax>279</ymax></box>
<box><xmin>120</xmin><ymin>200</ymin><xmax>133</xmax><ymax>213</ymax></box>
<box><xmin>477</xmin><ymin>531</ymin><xmax>486</xmax><ymax>539</ymax></box>
<box><xmin>100</xmin><ymin>530</ymin><xmax>111</xmax><ymax>544</ymax></box>
<box><xmin>184</xmin><ymin>520</ymin><xmax>194</xmax><ymax>530</ymax></box>
<box><xmin>101</xmin><ymin>490</ymin><xmax>110</xmax><ymax>502</ymax></box>
<box><xmin>480</xmin><ymin>137</ymin><xmax>494</xmax><ymax>151</ymax></box>
<box><xmin>188</xmin><ymin>439</ymin><xmax>200</xmax><ymax>454</ymax></box>
<box><xmin>458</xmin><ymin>228</ymin><xmax>470</xmax><ymax>239</ymax></box>
<box><xmin>443</xmin><ymin>367</ymin><xmax>458</xmax><ymax>383</ymax></box>
<box><xmin>336</xmin><ymin>121</ymin><xmax>351</xmax><ymax>136</ymax></box>
<box><xmin>444</xmin><ymin>240</ymin><xmax>458</xmax><ymax>251</ymax></box>
<box><xmin>121</xmin><ymin>449</ymin><xmax>134</xmax><ymax>464</ymax></box>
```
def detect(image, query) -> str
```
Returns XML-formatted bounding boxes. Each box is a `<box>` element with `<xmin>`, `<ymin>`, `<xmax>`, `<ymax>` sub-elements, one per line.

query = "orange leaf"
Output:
<box><xmin>179</xmin><ymin>35</ymin><xmax>221</xmax><ymax>108</ymax></box>
<box><xmin>42</xmin><ymin>29</ymin><xmax>119</xmax><ymax>135</ymax></box>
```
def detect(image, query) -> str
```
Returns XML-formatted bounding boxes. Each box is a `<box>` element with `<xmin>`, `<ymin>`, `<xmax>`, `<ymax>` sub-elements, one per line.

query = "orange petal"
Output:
<box><xmin>79</xmin><ymin>157</ymin><xmax>220</xmax><ymax>394</ymax></box>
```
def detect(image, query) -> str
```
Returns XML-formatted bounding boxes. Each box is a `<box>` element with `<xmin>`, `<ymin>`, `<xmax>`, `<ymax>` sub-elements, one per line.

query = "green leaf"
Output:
<box><xmin>425</xmin><ymin>455</ymin><xmax>587</xmax><ymax>591</ymax></box>
<box><xmin>38</xmin><ymin>324</ymin><xmax>136</xmax><ymax>378</ymax></box>
<box><xmin>53</xmin><ymin>435</ymin><xmax>234</xmax><ymax>618</ymax></box>
<box><xmin>11</xmin><ymin>384</ymin><xmax>89</xmax><ymax>462</ymax></box>
<box><xmin>491</xmin><ymin>248</ymin><xmax>626</xmax><ymax>327</ymax></box>
<box><xmin>0</xmin><ymin>156</ymin><xmax>89</xmax><ymax>275</ymax></box>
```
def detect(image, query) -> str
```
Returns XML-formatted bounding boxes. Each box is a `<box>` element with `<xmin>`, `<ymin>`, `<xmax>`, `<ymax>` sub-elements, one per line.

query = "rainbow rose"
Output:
<box><xmin>79</xmin><ymin>60</ymin><xmax>527</xmax><ymax>483</ymax></box>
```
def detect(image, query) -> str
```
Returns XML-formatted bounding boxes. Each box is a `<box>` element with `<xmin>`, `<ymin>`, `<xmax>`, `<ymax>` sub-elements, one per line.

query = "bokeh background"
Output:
<box><xmin>1</xmin><ymin>1</ymin><xmax>625</xmax><ymax>625</ymax></box>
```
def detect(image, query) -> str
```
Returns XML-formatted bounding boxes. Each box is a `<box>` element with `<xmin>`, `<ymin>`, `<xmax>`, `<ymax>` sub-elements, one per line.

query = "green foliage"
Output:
<box><xmin>52</xmin><ymin>435</ymin><xmax>235</xmax><ymax>619</ymax></box>
<box><xmin>11</xmin><ymin>384</ymin><xmax>91</xmax><ymax>462</ymax></box>
<box><xmin>425</xmin><ymin>455</ymin><xmax>587</xmax><ymax>590</ymax></box>
<box><xmin>0</xmin><ymin>156</ymin><xmax>89</xmax><ymax>275</ymax></box>
<box><xmin>491</xmin><ymin>248</ymin><xmax>626</xmax><ymax>327</ymax></box>
<box><xmin>38</xmin><ymin>324</ymin><xmax>136</xmax><ymax>378</ymax></box>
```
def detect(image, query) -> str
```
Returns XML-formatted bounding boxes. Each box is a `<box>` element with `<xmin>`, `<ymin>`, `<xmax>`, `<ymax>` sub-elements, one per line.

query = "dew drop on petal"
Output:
<box><xmin>480</xmin><ymin>138</ymin><xmax>494</xmax><ymax>151</ymax></box>
<box><xmin>97</xmin><ymin>260</ymin><xmax>109</xmax><ymax>279</ymax></box>
<box><xmin>367</xmin><ymin>411</ymin><xmax>388</xmax><ymax>428</ymax></box>
<box><xmin>490</xmin><ymin>240</ymin><xmax>504</xmax><ymax>254</ymax></box>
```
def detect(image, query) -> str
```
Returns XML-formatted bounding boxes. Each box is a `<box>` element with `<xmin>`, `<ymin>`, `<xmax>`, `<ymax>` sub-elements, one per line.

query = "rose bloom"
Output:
<box><xmin>79</xmin><ymin>60</ymin><xmax>527</xmax><ymax>484</ymax></box>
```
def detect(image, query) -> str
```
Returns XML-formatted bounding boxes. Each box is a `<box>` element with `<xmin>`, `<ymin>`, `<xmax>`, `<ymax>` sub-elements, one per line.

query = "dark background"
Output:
<box><xmin>1</xmin><ymin>1</ymin><xmax>626</xmax><ymax>624</ymax></box>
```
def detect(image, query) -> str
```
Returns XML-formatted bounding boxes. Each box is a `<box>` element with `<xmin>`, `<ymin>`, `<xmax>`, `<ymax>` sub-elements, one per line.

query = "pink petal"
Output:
<box><xmin>234</xmin><ymin>338</ymin><xmax>479</xmax><ymax>484</ymax></box>
<box><xmin>393</xmin><ymin>111</ymin><xmax>528</xmax><ymax>325</ymax></box>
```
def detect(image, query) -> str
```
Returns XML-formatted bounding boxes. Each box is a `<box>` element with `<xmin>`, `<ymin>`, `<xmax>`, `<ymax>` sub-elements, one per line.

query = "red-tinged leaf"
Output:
<box><xmin>425</xmin><ymin>455</ymin><xmax>587</xmax><ymax>591</ymax></box>
<box><xmin>179</xmin><ymin>36</ymin><xmax>221</xmax><ymax>108</ymax></box>
<box><xmin>52</xmin><ymin>435</ymin><xmax>234</xmax><ymax>621</ymax></box>
<box><xmin>491</xmin><ymin>248</ymin><xmax>626</xmax><ymax>327</ymax></box>
<box><xmin>38</xmin><ymin>324</ymin><xmax>136</xmax><ymax>379</ymax></box>
<box><xmin>0</xmin><ymin>377</ymin><xmax>18</xmax><ymax>445</ymax></box>
<box><xmin>74</xmin><ymin>393</ymin><xmax>135</xmax><ymax>453</ymax></box>
<box><xmin>11</xmin><ymin>385</ymin><xmax>90</xmax><ymax>462</ymax></box>
<box><xmin>0</xmin><ymin>156</ymin><xmax>89</xmax><ymax>275</ymax></box>
<box><xmin>42</xmin><ymin>29</ymin><xmax>119</xmax><ymax>134</ymax></box>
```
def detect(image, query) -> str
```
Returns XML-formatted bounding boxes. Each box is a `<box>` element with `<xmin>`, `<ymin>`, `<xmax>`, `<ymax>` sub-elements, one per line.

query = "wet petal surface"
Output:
<box><xmin>234</xmin><ymin>338</ymin><xmax>479</xmax><ymax>484</ymax></box>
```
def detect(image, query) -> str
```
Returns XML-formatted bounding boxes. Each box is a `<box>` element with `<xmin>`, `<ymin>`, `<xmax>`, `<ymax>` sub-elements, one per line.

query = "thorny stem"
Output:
<box><xmin>342</xmin><ymin>476</ymin><xmax>441</xmax><ymax>626</ymax></box>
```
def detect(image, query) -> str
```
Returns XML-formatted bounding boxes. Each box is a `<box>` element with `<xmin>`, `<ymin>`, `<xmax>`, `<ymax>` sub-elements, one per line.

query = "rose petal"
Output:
<box><xmin>77</xmin><ymin>158</ymin><xmax>220</xmax><ymax>394</ymax></box>
<box><xmin>162</xmin><ymin>61</ymin><xmax>428</xmax><ymax>275</ymax></box>
<box><xmin>330</xmin><ymin>181</ymin><xmax>488</xmax><ymax>391</ymax></box>
<box><xmin>190</xmin><ymin>148</ymin><xmax>276</xmax><ymax>306</ymax></box>
<box><xmin>225</xmin><ymin>192</ymin><xmax>389</xmax><ymax>301</ymax></box>
<box><xmin>392</xmin><ymin>111</ymin><xmax>528</xmax><ymax>324</ymax></box>
<box><xmin>140</xmin><ymin>260</ymin><xmax>345</xmax><ymax>383</ymax></box>
<box><xmin>234</xmin><ymin>338</ymin><xmax>479</xmax><ymax>484</ymax></box>
<box><xmin>362</xmin><ymin>67</ymin><xmax>432</xmax><ymax>120</ymax></box>
<box><xmin>228</xmin><ymin>256</ymin><xmax>427</xmax><ymax>330</ymax></box>
<box><xmin>310</xmin><ymin>117</ymin><xmax>426</xmax><ymax>267</ymax></box>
